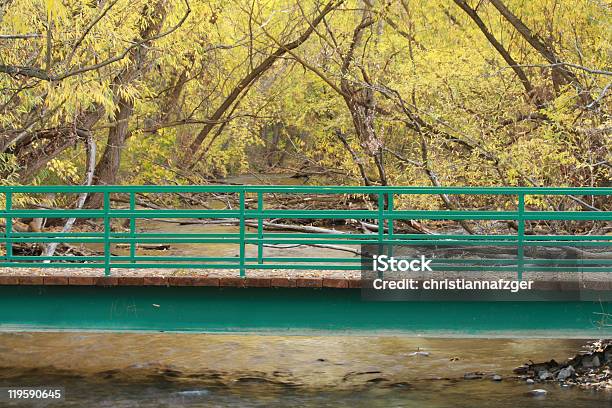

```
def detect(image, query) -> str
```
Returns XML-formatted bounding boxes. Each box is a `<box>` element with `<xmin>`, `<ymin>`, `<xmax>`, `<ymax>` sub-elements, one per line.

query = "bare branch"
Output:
<box><xmin>453</xmin><ymin>0</ymin><xmax>533</xmax><ymax>95</ymax></box>
<box><xmin>0</xmin><ymin>33</ymin><xmax>41</xmax><ymax>39</ymax></box>
<box><xmin>587</xmin><ymin>82</ymin><xmax>612</xmax><ymax>109</ymax></box>
<box><xmin>335</xmin><ymin>129</ymin><xmax>372</xmax><ymax>186</ymax></box>
<box><xmin>503</xmin><ymin>63</ymin><xmax>612</xmax><ymax>77</ymax></box>
<box><xmin>0</xmin><ymin>64</ymin><xmax>50</xmax><ymax>80</ymax></box>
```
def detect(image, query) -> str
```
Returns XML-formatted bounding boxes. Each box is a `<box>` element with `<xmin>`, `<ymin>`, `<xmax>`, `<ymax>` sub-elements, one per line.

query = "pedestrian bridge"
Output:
<box><xmin>1</xmin><ymin>185</ymin><xmax>610</xmax><ymax>337</ymax></box>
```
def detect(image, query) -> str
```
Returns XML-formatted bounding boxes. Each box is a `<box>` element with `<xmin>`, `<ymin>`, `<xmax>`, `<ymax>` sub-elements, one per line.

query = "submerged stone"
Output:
<box><xmin>556</xmin><ymin>365</ymin><xmax>575</xmax><ymax>381</ymax></box>
<box><xmin>408</xmin><ymin>351</ymin><xmax>430</xmax><ymax>357</ymax></box>
<box><xmin>464</xmin><ymin>372</ymin><xmax>483</xmax><ymax>380</ymax></box>
<box><xmin>539</xmin><ymin>370</ymin><xmax>553</xmax><ymax>380</ymax></box>
<box><xmin>528</xmin><ymin>389</ymin><xmax>548</xmax><ymax>397</ymax></box>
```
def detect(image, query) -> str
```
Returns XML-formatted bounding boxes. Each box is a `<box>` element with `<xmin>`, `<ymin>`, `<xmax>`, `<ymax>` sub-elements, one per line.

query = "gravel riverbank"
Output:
<box><xmin>514</xmin><ymin>340</ymin><xmax>612</xmax><ymax>390</ymax></box>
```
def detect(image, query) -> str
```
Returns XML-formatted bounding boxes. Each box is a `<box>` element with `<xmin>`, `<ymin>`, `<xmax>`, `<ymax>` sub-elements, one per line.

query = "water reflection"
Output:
<box><xmin>0</xmin><ymin>333</ymin><xmax>610</xmax><ymax>407</ymax></box>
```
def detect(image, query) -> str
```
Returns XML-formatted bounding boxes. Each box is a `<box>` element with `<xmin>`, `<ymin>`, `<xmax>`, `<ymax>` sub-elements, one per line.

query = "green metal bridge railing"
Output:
<box><xmin>1</xmin><ymin>185</ymin><xmax>611</xmax><ymax>278</ymax></box>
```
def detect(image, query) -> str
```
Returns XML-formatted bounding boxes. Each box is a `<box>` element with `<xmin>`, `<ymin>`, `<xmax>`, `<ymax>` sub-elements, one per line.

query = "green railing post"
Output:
<box><xmin>378</xmin><ymin>193</ymin><xmax>384</xmax><ymax>278</ymax></box>
<box><xmin>257</xmin><ymin>191</ymin><xmax>263</xmax><ymax>264</ymax></box>
<box><xmin>377</xmin><ymin>192</ymin><xmax>384</xmax><ymax>243</ymax></box>
<box><xmin>387</xmin><ymin>192</ymin><xmax>394</xmax><ymax>257</ymax></box>
<box><xmin>239</xmin><ymin>190</ymin><xmax>246</xmax><ymax>277</ymax></box>
<box><xmin>517</xmin><ymin>193</ymin><xmax>525</xmax><ymax>281</ymax></box>
<box><xmin>129</xmin><ymin>192</ymin><xmax>136</xmax><ymax>264</ymax></box>
<box><xmin>103</xmin><ymin>192</ymin><xmax>111</xmax><ymax>276</ymax></box>
<box><xmin>5</xmin><ymin>192</ymin><xmax>12</xmax><ymax>262</ymax></box>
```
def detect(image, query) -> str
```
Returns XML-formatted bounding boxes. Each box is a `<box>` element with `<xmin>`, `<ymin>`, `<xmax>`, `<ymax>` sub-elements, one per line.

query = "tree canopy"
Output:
<box><xmin>1</xmin><ymin>0</ymin><xmax>610</xmax><ymax>195</ymax></box>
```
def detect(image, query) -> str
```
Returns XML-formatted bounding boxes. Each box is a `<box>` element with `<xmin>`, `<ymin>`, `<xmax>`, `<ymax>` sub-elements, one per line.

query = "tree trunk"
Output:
<box><xmin>86</xmin><ymin>1</ymin><xmax>168</xmax><ymax>208</ymax></box>
<box><xmin>86</xmin><ymin>96</ymin><xmax>133</xmax><ymax>208</ymax></box>
<box><xmin>337</xmin><ymin>5</ymin><xmax>386</xmax><ymax>186</ymax></box>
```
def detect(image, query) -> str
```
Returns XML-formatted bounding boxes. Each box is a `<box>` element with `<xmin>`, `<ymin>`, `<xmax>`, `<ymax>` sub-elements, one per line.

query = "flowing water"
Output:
<box><xmin>0</xmin><ymin>333</ymin><xmax>610</xmax><ymax>407</ymax></box>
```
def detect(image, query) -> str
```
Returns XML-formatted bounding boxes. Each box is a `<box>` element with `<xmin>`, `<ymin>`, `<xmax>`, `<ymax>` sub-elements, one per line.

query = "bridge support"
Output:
<box><xmin>0</xmin><ymin>285</ymin><xmax>610</xmax><ymax>337</ymax></box>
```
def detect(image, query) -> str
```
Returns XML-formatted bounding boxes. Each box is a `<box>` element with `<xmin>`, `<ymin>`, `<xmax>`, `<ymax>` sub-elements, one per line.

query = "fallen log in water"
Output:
<box><xmin>115</xmin><ymin>243</ymin><xmax>171</xmax><ymax>250</ymax></box>
<box><xmin>10</xmin><ymin>242</ymin><xmax>98</xmax><ymax>257</ymax></box>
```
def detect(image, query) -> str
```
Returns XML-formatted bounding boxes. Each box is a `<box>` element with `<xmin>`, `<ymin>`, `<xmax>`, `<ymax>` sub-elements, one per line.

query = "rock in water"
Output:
<box><xmin>492</xmin><ymin>375</ymin><xmax>502</xmax><ymax>382</ymax></box>
<box><xmin>464</xmin><ymin>372</ymin><xmax>483</xmax><ymax>380</ymax></box>
<box><xmin>513</xmin><ymin>365</ymin><xmax>529</xmax><ymax>374</ymax></box>
<box><xmin>539</xmin><ymin>370</ymin><xmax>553</xmax><ymax>380</ymax></box>
<box><xmin>176</xmin><ymin>390</ymin><xmax>209</xmax><ymax>397</ymax></box>
<box><xmin>604</xmin><ymin>347</ymin><xmax>611</xmax><ymax>363</ymax></box>
<box><xmin>408</xmin><ymin>351</ymin><xmax>430</xmax><ymax>357</ymax></box>
<box><xmin>528</xmin><ymin>389</ymin><xmax>548</xmax><ymax>397</ymax></box>
<box><xmin>556</xmin><ymin>365</ymin><xmax>575</xmax><ymax>381</ymax></box>
<box><xmin>581</xmin><ymin>354</ymin><xmax>601</xmax><ymax>368</ymax></box>
<box><xmin>526</xmin><ymin>379</ymin><xmax>535</xmax><ymax>384</ymax></box>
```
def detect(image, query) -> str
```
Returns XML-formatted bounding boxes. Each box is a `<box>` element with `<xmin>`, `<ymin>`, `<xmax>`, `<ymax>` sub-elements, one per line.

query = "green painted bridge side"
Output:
<box><xmin>0</xmin><ymin>285</ymin><xmax>610</xmax><ymax>337</ymax></box>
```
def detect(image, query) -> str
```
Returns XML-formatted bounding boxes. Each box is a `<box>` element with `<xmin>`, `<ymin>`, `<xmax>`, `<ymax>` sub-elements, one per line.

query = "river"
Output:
<box><xmin>0</xmin><ymin>333</ymin><xmax>610</xmax><ymax>407</ymax></box>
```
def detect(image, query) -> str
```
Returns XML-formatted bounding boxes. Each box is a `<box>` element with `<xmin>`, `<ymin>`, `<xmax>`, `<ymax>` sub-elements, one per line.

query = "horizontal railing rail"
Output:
<box><xmin>1</xmin><ymin>185</ymin><xmax>611</xmax><ymax>279</ymax></box>
<box><xmin>1</xmin><ymin>185</ymin><xmax>610</xmax><ymax>193</ymax></box>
